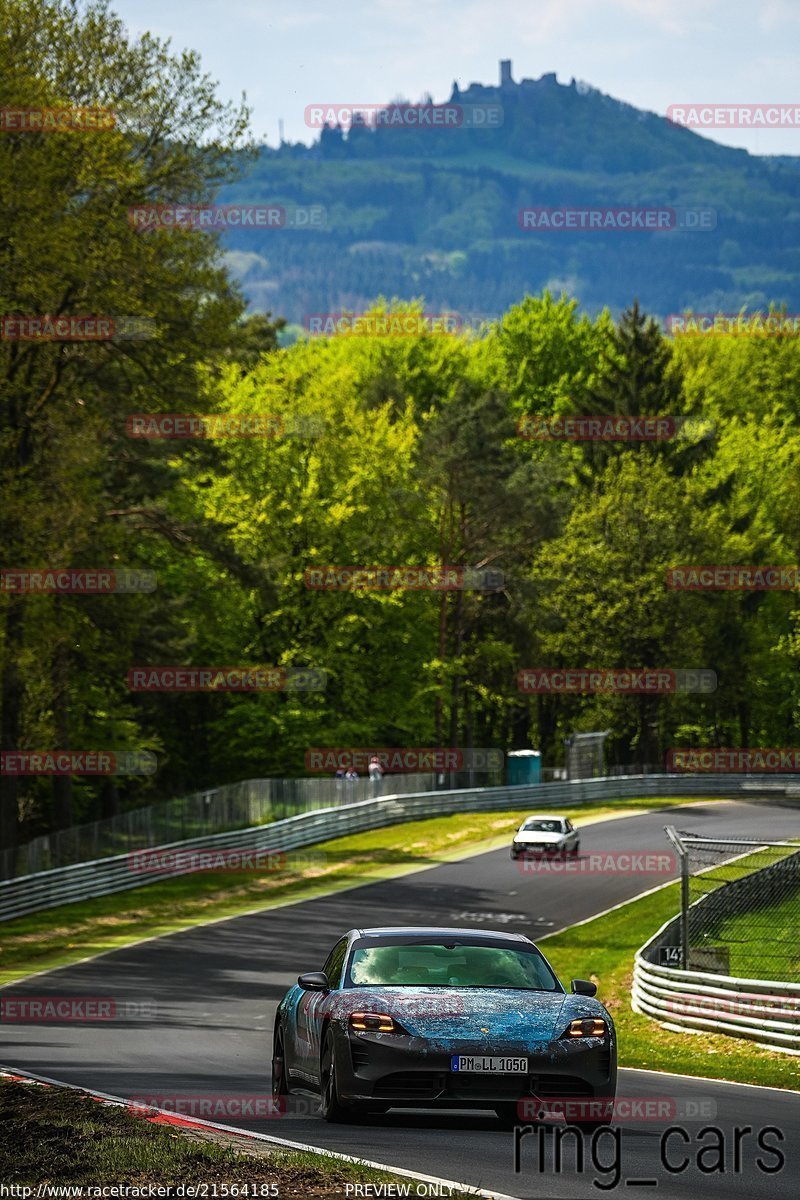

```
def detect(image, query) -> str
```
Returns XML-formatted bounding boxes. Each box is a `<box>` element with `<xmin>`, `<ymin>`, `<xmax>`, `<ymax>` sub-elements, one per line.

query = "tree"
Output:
<box><xmin>0</xmin><ymin>0</ymin><xmax>252</xmax><ymax>866</ymax></box>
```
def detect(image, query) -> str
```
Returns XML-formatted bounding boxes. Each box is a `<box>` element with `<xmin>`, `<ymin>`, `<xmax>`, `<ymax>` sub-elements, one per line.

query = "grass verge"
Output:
<box><xmin>712</xmin><ymin>887</ymin><xmax>800</xmax><ymax>980</ymax></box>
<box><xmin>539</xmin><ymin>882</ymin><xmax>800</xmax><ymax>1092</ymax></box>
<box><xmin>0</xmin><ymin>1077</ymin><xmax>475</xmax><ymax>1195</ymax></box>
<box><xmin>0</xmin><ymin>796</ymin><xmax>691</xmax><ymax>986</ymax></box>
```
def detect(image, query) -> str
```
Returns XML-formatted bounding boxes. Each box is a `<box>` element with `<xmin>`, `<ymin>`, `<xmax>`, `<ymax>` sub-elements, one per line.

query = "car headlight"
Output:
<box><xmin>562</xmin><ymin>1017</ymin><xmax>607</xmax><ymax>1038</ymax></box>
<box><xmin>349</xmin><ymin>1011</ymin><xmax>403</xmax><ymax>1034</ymax></box>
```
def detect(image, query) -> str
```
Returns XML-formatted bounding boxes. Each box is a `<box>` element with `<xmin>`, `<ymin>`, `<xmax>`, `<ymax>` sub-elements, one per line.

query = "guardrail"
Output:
<box><xmin>1</xmin><ymin>771</ymin><xmax>450</xmax><ymax>879</ymax></box>
<box><xmin>632</xmin><ymin>847</ymin><xmax>800</xmax><ymax>1054</ymax></box>
<box><xmin>632</xmin><ymin>937</ymin><xmax>800</xmax><ymax>1053</ymax></box>
<box><xmin>2</xmin><ymin>772</ymin><xmax>799</xmax><ymax>923</ymax></box>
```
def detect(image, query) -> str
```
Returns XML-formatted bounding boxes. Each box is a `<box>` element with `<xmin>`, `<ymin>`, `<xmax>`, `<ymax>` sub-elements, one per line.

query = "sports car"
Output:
<box><xmin>271</xmin><ymin>926</ymin><xmax>616</xmax><ymax>1126</ymax></box>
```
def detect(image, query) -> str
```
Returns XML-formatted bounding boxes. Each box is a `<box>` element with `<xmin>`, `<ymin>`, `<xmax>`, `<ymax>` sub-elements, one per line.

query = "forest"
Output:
<box><xmin>2</xmin><ymin>0</ymin><xmax>800</xmax><ymax>857</ymax></box>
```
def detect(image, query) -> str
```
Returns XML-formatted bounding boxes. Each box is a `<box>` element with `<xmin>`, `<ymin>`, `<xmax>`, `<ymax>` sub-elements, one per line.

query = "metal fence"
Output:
<box><xmin>0</xmin><ymin>771</ymin><xmax>484</xmax><ymax>879</ymax></box>
<box><xmin>675</xmin><ymin>828</ymin><xmax>800</xmax><ymax>981</ymax></box>
<box><xmin>2</xmin><ymin>772</ymin><xmax>800</xmax><ymax>924</ymax></box>
<box><xmin>633</xmin><ymin>826</ymin><xmax>800</xmax><ymax>1052</ymax></box>
<box><xmin>0</xmin><ymin>760</ymin><xmax>714</xmax><ymax>880</ymax></box>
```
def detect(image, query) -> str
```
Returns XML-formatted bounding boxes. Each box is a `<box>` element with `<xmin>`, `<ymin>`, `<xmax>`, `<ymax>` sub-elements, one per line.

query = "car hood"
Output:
<box><xmin>329</xmin><ymin>986</ymin><xmax>578</xmax><ymax>1045</ymax></box>
<box><xmin>514</xmin><ymin>830</ymin><xmax>565</xmax><ymax>845</ymax></box>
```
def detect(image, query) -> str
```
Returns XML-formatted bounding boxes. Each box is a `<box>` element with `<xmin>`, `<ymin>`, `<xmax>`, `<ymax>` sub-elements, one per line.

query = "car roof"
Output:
<box><xmin>522</xmin><ymin>814</ymin><xmax>567</xmax><ymax>821</ymax></box>
<box><xmin>351</xmin><ymin>926</ymin><xmax>533</xmax><ymax>943</ymax></box>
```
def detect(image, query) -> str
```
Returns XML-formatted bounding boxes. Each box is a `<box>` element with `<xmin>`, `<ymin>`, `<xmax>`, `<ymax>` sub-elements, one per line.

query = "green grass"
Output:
<box><xmin>0</xmin><ymin>795</ymin><xmax>693</xmax><ymax>986</ymax></box>
<box><xmin>0</xmin><ymin>1077</ymin><xmax>475</xmax><ymax>1194</ymax></box>
<box><xmin>702</xmin><ymin>886</ymin><xmax>800</xmax><ymax>981</ymax></box>
<box><xmin>539</xmin><ymin>883</ymin><xmax>800</xmax><ymax>1092</ymax></box>
<box><xmin>685</xmin><ymin>843</ymin><xmax>800</xmax><ymax>980</ymax></box>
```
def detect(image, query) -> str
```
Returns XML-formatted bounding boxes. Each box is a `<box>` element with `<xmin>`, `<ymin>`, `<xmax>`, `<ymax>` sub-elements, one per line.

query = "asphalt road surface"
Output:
<box><xmin>2</xmin><ymin>800</ymin><xmax>799</xmax><ymax>1199</ymax></box>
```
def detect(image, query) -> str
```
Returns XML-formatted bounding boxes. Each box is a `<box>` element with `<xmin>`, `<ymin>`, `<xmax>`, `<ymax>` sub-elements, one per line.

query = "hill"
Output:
<box><xmin>218</xmin><ymin>62</ymin><xmax>800</xmax><ymax>325</ymax></box>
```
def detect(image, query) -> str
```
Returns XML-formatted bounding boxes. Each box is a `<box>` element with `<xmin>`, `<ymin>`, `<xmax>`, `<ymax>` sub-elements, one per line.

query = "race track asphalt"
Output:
<box><xmin>2</xmin><ymin>799</ymin><xmax>799</xmax><ymax>1199</ymax></box>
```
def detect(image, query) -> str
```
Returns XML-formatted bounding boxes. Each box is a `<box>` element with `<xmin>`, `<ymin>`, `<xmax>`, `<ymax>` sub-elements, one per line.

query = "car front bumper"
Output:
<box><xmin>512</xmin><ymin>843</ymin><xmax>568</xmax><ymax>856</ymax></box>
<box><xmin>336</xmin><ymin>1029</ymin><xmax>616</xmax><ymax>1108</ymax></box>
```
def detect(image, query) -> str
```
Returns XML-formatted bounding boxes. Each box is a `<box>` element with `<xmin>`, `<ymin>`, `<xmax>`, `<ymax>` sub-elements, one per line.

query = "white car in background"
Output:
<box><xmin>510</xmin><ymin>815</ymin><xmax>579</xmax><ymax>860</ymax></box>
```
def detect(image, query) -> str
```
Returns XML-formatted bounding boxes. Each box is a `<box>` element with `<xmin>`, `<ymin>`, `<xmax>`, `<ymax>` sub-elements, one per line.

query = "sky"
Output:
<box><xmin>109</xmin><ymin>0</ymin><xmax>800</xmax><ymax>156</ymax></box>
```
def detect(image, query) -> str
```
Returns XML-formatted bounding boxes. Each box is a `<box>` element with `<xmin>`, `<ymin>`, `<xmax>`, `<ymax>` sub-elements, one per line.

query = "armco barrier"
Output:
<box><xmin>1</xmin><ymin>773</ymin><xmax>798</xmax><ymax>922</ymax></box>
<box><xmin>1</xmin><ymin>771</ymin><xmax>447</xmax><ymax>878</ymax></box>
<box><xmin>632</xmin><ymin>849</ymin><xmax>800</xmax><ymax>1054</ymax></box>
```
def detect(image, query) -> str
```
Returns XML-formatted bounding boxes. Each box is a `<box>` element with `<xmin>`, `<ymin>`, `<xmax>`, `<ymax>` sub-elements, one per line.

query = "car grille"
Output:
<box><xmin>372</xmin><ymin>1071</ymin><xmax>606</xmax><ymax>1101</ymax></box>
<box><xmin>374</xmin><ymin>1072</ymin><xmax>442</xmax><ymax>1099</ymax></box>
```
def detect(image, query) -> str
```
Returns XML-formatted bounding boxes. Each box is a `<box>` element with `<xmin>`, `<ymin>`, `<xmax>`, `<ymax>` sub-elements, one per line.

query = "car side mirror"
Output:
<box><xmin>297</xmin><ymin>971</ymin><xmax>330</xmax><ymax>992</ymax></box>
<box><xmin>570</xmin><ymin>978</ymin><xmax>597</xmax><ymax>997</ymax></box>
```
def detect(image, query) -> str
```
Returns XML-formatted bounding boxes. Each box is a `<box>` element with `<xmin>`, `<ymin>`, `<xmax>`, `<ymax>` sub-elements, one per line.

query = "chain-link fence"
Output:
<box><xmin>1</xmin><ymin>769</ymin><xmax>500</xmax><ymax>879</ymax></box>
<box><xmin>664</xmin><ymin>827</ymin><xmax>800</xmax><ymax>982</ymax></box>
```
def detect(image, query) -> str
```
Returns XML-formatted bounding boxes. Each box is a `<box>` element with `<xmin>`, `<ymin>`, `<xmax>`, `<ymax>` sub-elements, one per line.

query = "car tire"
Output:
<box><xmin>320</xmin><ymin>1029</ymin><xmax>353</xmax><ymax>1123</ymax></box>
<box><xmin>571</xmin><ymin>842</ymin><xmax>580</xmax><ymax>857</ymax></box>
<box><xmin>271</xmin><ymin>1023</ymin><xmax>291</xmax><ymax>1100</ymax></box>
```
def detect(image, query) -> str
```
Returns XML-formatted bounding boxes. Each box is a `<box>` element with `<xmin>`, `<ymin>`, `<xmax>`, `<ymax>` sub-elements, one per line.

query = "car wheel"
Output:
<box><xmin>271</xmin><ymin>1023</ymin><xmax>291</xmax><ymax>1099</ymax></box>
<box><xmin>571</xmin><ymin>842</ymin><xmax>580</xmax><ymax>857</ymax></box>
<box><xmin>320</xmin><ymin>1029</ymin><xmax>353</xmax><ymax>1123</ymax></box>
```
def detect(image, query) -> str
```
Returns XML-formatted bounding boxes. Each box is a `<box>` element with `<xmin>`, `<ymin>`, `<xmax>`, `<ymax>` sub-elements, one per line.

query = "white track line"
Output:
<box><xmin>621</xmin><ymin>1066</ymin><xmax>800</xmax><ymax>1096</ymax></box>
<box><xmin>0</xmin><ymin>1066</ymin><xmax>522</xmax><ymax>1200</ymax></box>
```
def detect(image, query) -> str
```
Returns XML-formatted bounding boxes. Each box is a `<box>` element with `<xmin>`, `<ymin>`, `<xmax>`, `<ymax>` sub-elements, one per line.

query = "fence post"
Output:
<box><xmin>665</xmin><ymin>824</ymin><xmax>689</xmax><ymax>969</ymax></box>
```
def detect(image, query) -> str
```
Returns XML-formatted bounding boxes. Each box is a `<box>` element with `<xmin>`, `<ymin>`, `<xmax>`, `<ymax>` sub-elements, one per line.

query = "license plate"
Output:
<box><xmin>450</xmin><ymin>1055</ymin><xmax>528</xmax><ymax>1074</ymax></box>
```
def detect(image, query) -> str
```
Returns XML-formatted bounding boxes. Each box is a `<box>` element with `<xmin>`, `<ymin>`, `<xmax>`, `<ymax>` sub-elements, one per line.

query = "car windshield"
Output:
<box><xmin>522</xmin><ymin>819</ymin><xmax>562</xmax><ymax>833</ymax></box>
<box><xmin>346</xmin><ymin>942</ymin><xmax>561</xmax><ymax>990</ymax></box>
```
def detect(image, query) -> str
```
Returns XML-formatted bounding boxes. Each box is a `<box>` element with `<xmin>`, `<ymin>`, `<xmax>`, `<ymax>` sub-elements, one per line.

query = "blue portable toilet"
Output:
<box><xmin>507</xmin><ymin>750</ymin><xmax>541</xmax><ymax>785</ymax></box>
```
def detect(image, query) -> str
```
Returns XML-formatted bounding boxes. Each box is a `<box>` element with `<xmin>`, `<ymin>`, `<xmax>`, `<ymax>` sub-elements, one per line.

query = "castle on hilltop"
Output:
<box><xmin>499</xmin><ymin>60</ymin><xmax>559</xmax><ymax>89</ymax></box>
<box><xmin>451</xmin><ymin>60</ymin><xmax>570</xmax><ymax>100</ymax></box>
